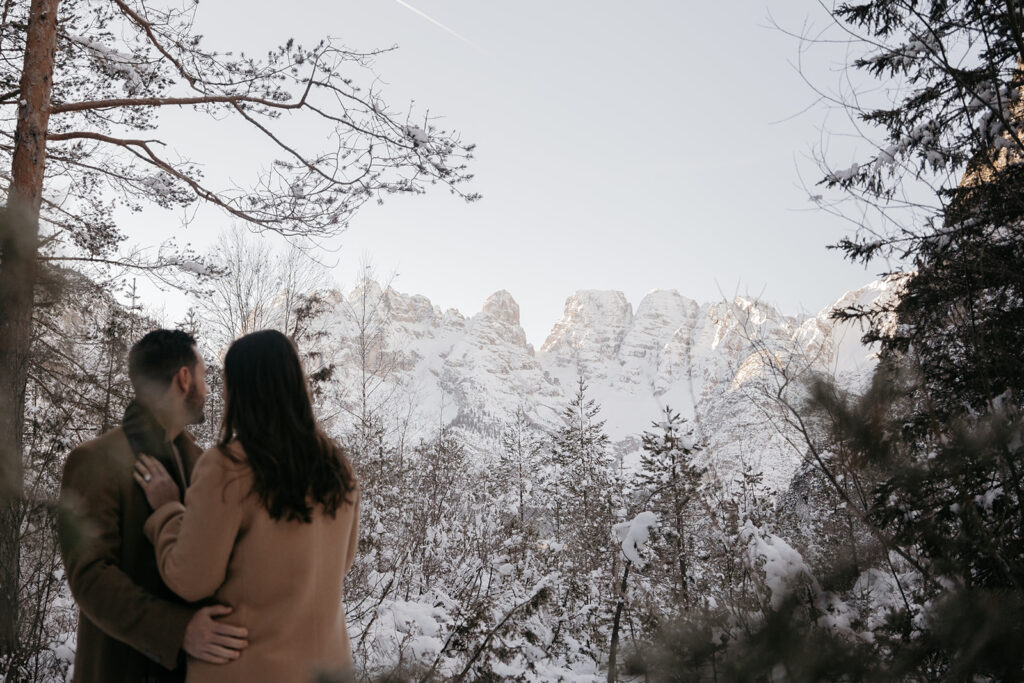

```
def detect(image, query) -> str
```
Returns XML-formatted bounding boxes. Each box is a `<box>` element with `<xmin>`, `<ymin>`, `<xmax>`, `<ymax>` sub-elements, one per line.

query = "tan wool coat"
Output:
<box><xmin>144</xmin><ymin>442</ymin><xmax>360</xmax><ymax>683</ymax></box>
<box><xmin>59</xmin><ymin>426</ymin><xmax>202</xmax><ymax>683</ymax></box>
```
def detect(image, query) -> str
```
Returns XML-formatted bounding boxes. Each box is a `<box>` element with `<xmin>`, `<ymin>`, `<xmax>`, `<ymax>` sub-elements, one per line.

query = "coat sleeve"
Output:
<box><xmin>144</xmin><ymin>449</ymin><xmax>247</xmax><ymax>602</ymax></box>
<box><xmin>58</xmin><ymin>445</ymin><xmax>195</xmax><ymax>670</ymax></box>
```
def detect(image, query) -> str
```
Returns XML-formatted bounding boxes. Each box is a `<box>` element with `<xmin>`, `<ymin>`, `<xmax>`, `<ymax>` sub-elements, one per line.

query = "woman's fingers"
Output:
<box><xmin>136</xmin><ymin>454</ymin><xmax>174</xmax><ymax>486</ymax></box>
<box><xmin>141</xmin><ymin>454</ymin><xmax>170</xmax><ymax>478</ymax></box>
<box><xmin>133</xmin><ymin>454</ymin><xmax>181</xmax><ymax>507</ymax></box>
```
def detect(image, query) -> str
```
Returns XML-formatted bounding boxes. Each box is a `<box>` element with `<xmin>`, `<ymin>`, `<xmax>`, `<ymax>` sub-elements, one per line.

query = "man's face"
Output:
<box><xmin>184</xmin><ymin>348</ymin><xmax>209</xmax><ymax>425</ymax></box>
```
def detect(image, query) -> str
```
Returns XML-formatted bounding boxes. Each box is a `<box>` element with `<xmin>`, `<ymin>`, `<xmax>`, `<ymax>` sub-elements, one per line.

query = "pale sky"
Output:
<box><xmin>121</xmin><ymin>0</ymin><xmax>880</xmax><ymax>347</ymax></box>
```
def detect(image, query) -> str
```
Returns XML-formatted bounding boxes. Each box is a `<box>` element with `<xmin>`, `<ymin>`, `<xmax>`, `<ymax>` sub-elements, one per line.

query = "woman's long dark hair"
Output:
<box><xmin>219</xmin><ymin>329</ymin><xmax>355</xmax><ymax>522</ymax></box>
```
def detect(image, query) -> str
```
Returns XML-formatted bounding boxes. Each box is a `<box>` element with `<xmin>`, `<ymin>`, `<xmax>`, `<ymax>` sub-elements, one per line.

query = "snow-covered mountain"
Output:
<box><xmin>317</xmin><ymin>280</ymin><xmax>895</xmax><ymax>491</ymax></box>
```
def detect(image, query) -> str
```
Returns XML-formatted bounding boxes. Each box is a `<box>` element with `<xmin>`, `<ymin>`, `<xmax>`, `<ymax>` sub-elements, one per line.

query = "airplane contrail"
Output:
<box><xmin>392</xmin><ymin>0</ymin><xmax>481</xmax><ymax>51</ymax></box>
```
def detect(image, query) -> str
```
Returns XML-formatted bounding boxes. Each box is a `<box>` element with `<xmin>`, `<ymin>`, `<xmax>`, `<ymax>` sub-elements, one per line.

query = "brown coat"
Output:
<box><xmin>58</xmin><ymin>426</ymin><xmax>202</xmax><ymax>683</ymax></box>
<box><xmin>144</xmin><ymin>442</ymin><xmax>360</xmax><ymax>683</ymax></box>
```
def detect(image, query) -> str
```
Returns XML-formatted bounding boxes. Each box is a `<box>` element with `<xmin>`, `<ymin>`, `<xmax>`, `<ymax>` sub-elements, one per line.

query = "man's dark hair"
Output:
<box><xmin>128</xmin><ymin>329</ymin><xmax>199</xmax><ymax>397</ymax></box>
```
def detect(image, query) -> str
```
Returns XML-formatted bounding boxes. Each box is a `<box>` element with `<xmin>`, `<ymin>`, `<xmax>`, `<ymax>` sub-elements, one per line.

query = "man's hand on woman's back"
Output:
<box><xmin>184</xmin><ymin>605</ymin><xmax>249</xmax><ymax>664</ymax></box>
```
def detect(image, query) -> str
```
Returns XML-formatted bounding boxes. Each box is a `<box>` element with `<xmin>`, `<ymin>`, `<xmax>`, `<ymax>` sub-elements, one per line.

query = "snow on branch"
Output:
<box><xmin>614</xmin><ymin>511</ymin><xmax>658</xmax><ymax>567</ymax></box>
<box><xmin>740</xmin><ymin>521</ymin><xmax>863</xmax><ymax>639</ymax></box>
<box><xmin>67</xmin><ymin>34</ymin><xmax>159</xmax><ymax>95</ymax></box>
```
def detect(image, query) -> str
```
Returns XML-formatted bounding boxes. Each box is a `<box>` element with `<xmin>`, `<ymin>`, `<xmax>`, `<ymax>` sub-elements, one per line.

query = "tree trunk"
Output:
<box><xmin>607</xmin><ymin>560</ymin><xmax>630</xmax><ymax>683</ymax></box>
<box><xmin>0</xmin><ymin>0</ymin><xmax>60</xmax><ymax>658</ymax></box>
<box><xmin>677</xmin><ymin>506</ymin><xmax>688</xmax><ymax>608</ymax></box>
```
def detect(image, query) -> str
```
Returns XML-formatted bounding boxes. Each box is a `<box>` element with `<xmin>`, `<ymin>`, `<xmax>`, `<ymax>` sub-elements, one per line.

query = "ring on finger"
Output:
<box><xmin>144</xmin><ymin>473</ymin><xmax>152</xmax><ymax>482</ymax></box>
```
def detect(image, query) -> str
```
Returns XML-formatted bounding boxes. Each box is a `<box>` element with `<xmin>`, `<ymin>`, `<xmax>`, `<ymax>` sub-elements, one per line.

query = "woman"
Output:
<box><xmin>134</xmin><ymin>329</ymin><xmax>359</xmax><ymax>683</ymax></box>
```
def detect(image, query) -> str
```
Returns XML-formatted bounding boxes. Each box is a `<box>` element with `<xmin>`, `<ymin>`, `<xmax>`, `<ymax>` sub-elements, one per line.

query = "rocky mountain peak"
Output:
<box><xmin>320</xmin><ymin>280</ymin><xmax>884</xmax><ymax>493</ymax></box>
<box><xmin>481</xmin><ymin>290</ymin><xmax>520</xmax><ymax>326</ymax></box>
<box><xmin>634</xmin><ymin>289</ymin><xmax>697</xmax><ymax>322</ymax></box>
<box><xmin>347</xmin><ymin>278</ymin><xmax>383</xmax><ymax>304</ymax></box>
<box><xmin>540</xmin><ymin>290</ymin><xmax>633</xmax><ymax>357</ymax></box>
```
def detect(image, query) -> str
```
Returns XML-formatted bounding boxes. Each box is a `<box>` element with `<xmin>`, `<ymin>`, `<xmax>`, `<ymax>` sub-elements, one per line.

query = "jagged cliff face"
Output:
<box><xmin>317</xmin><ymin>280</ymin><xmax>894</xmax><ymax>491</ymax></box>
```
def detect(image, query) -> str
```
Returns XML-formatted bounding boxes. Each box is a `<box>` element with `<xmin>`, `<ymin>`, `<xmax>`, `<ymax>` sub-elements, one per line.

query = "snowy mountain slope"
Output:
<box><xmin>316</xmin><ymin>280</ymin><xmax>895</xmax><ymax>491</ymax></box>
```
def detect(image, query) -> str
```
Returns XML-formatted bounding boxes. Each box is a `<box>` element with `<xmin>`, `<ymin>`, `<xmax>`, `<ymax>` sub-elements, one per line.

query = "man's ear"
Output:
<box><xmin>175</xmin><ymin>364</ymin><xmax>194</xmax><ymax>394</ymax></box>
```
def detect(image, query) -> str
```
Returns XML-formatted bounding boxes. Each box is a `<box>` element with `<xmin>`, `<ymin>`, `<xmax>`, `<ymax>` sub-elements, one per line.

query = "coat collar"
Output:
<box><xmin>122</xmin><ymin>400</ymin><xmax>201</xmax><ymax>488</ymax></box>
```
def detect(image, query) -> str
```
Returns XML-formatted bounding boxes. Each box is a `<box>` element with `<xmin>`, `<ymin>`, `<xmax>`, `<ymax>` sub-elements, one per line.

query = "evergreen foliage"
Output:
<box><xmin>824</xmin><ymin>0</ymin><xmax>1024</xmax><ymax>419</ymax></box>
<box><xmin>822</xmin><ymin>0</ymin><xmax>1024</xmax><ymax>676</ymax></box>
<box><xmin>633</xmin><ymin>406</ymin><xmax>705</xmax><ymax>606</ymax></box>
<box><xmin>624</xmin><ymin>1</ymin><xmax>1024</xmax><ymax>678</ymax></box>
<box><xmin>549</xmin><ymin>377</ymin><xmax>616</xmax><ymax>570</ymax></box>
<box><xmin>493</xmin><ymin>406</ymin><xmax>546</xmax><ymax>531</ymax></box>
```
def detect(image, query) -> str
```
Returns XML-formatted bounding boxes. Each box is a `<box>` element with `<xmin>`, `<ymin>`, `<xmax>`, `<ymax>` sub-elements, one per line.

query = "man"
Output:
<box><xmin>58</xmin><ymin>329</ymin><xmax>248</xmax><ymax>682</ymax></box>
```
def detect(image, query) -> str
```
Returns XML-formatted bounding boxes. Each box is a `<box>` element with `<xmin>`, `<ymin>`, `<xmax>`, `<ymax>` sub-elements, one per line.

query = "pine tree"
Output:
<box><xmin>633</xmin><ymin>406</ymin><xmax>705</xmax><ymax>606</ymax></box>
<box><xmin>176</xmin><ymin>307</ymin><xmax>202</xmax><ymax>337</ymax></box>
<box><xmin>496</xmin><ymin>406</ymin><xmax>545</xmax><ymax>529</ymax></box>
<box><xmin>819</xmin><ymin>0</ymin><xmax>1024</xmax><ymax>420</ymax></box>
<box><xmin>550</xmin><ymin>376</ymin><xmax>615</xmax><ymax>571</ymax></box>
<box><xmin>812</xmin><ymin>1</ymin><xmax>1024</xmax><ymax>676</ymax></box>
